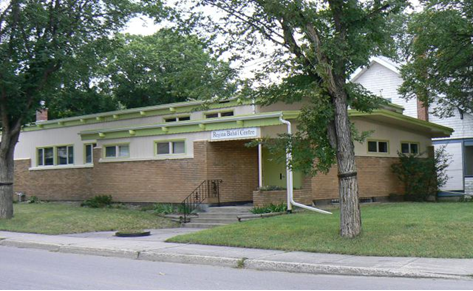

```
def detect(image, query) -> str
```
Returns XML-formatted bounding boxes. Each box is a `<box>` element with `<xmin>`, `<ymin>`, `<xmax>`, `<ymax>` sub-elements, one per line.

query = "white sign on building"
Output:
<box><xmin>211</xmin><ymin>127</ymin><xmax>259</xmax><ymax>141</ymax></box>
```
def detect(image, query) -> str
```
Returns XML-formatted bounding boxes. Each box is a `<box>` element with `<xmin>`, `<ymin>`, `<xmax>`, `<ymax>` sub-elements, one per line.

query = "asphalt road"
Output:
<box><xmin>0</xmin><ymin>246</ymin><xmax>471</xmax><ymax>290</ymax></box>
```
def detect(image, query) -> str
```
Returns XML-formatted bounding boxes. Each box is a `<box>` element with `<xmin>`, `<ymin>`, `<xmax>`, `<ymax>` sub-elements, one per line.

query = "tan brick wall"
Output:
<box><xmin>206</xmin><ymin>140</ymin><xmax>258</xmax><ymax>203</ymax></box>
<box><xmin>253</xmin><ymin>156</ymin><xmax>402</xmax><ymax>206</ymax></box>
<box><xmin>312</xmin><ymin>156</ymin><xmax>403</xmax><ymax>200</ymax></box>
<box><xmin>13</xmin><ymin>140</ymin><xmax>258</xmax><ymax>203</ymax></box>
<box><xmin>14</xmin><ymin>159</ymin><xmax>93</xmax><ymax>201</ymax></box>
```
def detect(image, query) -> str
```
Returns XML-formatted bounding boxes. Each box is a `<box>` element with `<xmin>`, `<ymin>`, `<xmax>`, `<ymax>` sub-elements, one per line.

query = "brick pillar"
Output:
<box><xmin>417</xmin><ymin>99</ymin><xmax>428</xmax><ymax>121</ymax></box>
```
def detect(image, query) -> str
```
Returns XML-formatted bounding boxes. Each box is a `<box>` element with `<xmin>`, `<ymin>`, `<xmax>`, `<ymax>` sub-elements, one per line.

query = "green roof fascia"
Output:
<box><xmin>382</xmin><ymin>102</ymin><xmax>404</xmax><ymax>113</ymax></box>
<box><xmin>80</xmin><ymin>111</ymin><xmax>299</xmax><ymax>141</ymax></box>
<box><xmin>23</xmin><ymin>98</ymin><xmax>254</xmax><ymax>132</ymax></box>
<box><xmin>349</xmin><ymin>109</ymin><xmax>454</xmax><ymax>136</ymax></box>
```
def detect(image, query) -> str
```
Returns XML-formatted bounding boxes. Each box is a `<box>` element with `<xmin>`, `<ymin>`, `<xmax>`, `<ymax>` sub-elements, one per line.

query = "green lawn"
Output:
<box><xmin>168</xmin><ymin>202</ymin><xmax>473</xmax><ymax>258</ymax></box>
<box><xmin>0</xmin><ymin>203</ymin><xmax>177</xmax><ymax>234</ymax></box>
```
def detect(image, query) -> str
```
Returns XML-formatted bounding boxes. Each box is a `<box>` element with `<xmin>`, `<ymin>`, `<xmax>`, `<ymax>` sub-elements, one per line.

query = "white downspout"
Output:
<box><xmin>279</xmin><ymin>115</ymin><xmax>332</xmax><ymax>215</ymax></box>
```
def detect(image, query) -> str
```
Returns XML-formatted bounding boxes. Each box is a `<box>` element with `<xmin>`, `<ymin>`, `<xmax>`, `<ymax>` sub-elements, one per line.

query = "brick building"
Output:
<box><xmin>352</xmin><ymin>56</ymin><xmax>473</xmax><ymax>195</ymax></box>
<box><xmin>11</xmin><ymin>97</ymin><xmax>452</xmax><ymax>206</ymax></box>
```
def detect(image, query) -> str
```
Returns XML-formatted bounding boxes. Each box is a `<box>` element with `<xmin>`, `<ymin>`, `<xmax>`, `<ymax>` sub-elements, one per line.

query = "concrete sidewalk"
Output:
<box><xmin>1</xmin><ymin>228</ymin><xmax>472</xmax><ymax>280</ymax></box>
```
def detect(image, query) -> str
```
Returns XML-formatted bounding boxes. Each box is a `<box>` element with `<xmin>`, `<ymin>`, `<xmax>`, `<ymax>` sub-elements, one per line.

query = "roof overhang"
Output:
<box><xmin>80</xmin><ymin>111</ymin><xmax>300</xmax><ymax>141</ymax></box>
<box><xmin>349</xmin><ymin>109</ymin><xmax>453</xmax><ymax>138</ymax></box>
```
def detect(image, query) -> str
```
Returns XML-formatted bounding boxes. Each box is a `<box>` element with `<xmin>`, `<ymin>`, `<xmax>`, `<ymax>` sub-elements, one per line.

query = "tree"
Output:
<box><xmin>103</xmin><ymin>30</ymin><xmax>237</xmax><ymax>109</ymax></box>
<box><xmin>399</xmin><ymin>0</ymin><xmax>473</xmax><ymax>117</ymax></box>
<box><xmin>183</xmin><ymin>0</ymin><xmax>407</xmax><ymax>237</ymax></box>
<box><xmin>46</xmin><ymin>29</ymin><xmax>237</xmax><ymax>119</ymax></box>
<box><xmin>0</xmin><ymin>0</ymin><xmax>146</xmax><ymax>219</ymax></box>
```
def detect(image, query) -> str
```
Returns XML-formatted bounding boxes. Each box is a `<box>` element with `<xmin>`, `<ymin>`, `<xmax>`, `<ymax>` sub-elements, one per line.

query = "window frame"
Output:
<box><xmin>102</xmin><ymin>143</ymin><xmax>130</xmax><ymax>159</ymax></box>
<box><xmin>56</xmin><ymin>145</ymin><xmax>74</xmax><ymax>165</ymax></box>
<box><xmin>367</xmin><ymin>139</ymin><xmax>390</xmax><ymax>154</ymax></box>
<box><xmin>204</xmin><ymin>110</ymin><xmax>234</xmax><ymax>119</ymax></box>
<box><xmin>154</xmin><ymin>139</ymin><xmax>186</xmax><ymax>156</ymax></box>
<box><xmin>464</xmin><ymin>141</ymin><xmax>473</xmax><ymax>177</ymax></box>
<box><xmin>163</xmin><ymin>115</ymin><xmax>191</xmax><ymax>123</ymax></box>
<box><xmin>400</xmin><ymin>141</ymin><xmax>420</xmax><ymax>155</ymax></box>
<box><xmin>84</xmin><ymin>143</ymin><xmax>97</xmax><ymax>164</ymax></box>
<box><xmin>36</xmin><ymin>144</ymin><xmax>74</xmax><ymax>167</ymax></box>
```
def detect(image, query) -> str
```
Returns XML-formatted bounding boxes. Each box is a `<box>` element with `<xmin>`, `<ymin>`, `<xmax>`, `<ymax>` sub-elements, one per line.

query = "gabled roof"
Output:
<box><xmin>350</xmin><ymin>56</ymin><xmax>401</xmax><ymax>82</ymax></box>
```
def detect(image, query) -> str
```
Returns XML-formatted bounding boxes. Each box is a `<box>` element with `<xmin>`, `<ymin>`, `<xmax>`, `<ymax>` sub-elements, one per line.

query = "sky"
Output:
<box><xmin>124</xmin><ymin>1</ymin><xmax>424</xmax><ymax>36</ymax></box>
<box><xmin>122</xmin><ymin>0</ymin><xmax>424</xmax><ymax>80</ymax></box>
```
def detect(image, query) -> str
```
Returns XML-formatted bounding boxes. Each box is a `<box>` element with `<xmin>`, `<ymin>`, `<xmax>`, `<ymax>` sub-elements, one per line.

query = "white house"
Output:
<box><xmin>352</xmin><ymin>56</ymin><xmax>473</xmax><ymax>195</ymax></box>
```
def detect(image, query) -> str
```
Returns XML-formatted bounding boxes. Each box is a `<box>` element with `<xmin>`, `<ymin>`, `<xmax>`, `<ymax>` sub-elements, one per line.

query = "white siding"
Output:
<box><xmin>433</xmin><ymin>140</ymin><xmax>464</xmax><ymax>191</ymax></box>
<box><xmin>354</xmin><ymin>62</ymin><xmax>418</xmax><ymax>119</ymax></box>
<box><xmin>430</xmin><ymin>109</ymin><xmax>473</xmax><ymax>140</ymax></box>
<box><xmin>15</xmin><ymin>104</ymin><xmax>256</xmax><ymax>167</ymax></box>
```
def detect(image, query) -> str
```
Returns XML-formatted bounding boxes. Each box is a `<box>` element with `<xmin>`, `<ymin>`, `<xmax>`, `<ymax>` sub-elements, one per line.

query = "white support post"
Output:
<box><xmin>258</xmin><ymin>143</ymin><xmax>263</xmax><ymax>188</ymax></box>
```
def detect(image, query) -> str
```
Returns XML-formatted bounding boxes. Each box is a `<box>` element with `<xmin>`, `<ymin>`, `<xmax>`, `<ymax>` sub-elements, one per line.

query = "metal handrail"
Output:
<box><xmin>181</xmin><ymin>180</ymin><xmax>222</xmax><ymax>223</ymax></box>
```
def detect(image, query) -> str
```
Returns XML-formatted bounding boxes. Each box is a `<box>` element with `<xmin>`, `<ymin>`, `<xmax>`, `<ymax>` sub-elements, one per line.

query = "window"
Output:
<box><xmin>37</xmin><ymin>147</ymin><xmax>54</xmax><ymax>166</ymax></box>
<box><xmin>465</xmin><ymin>143</ymin><xmax>473</xmax><ymax>176</ymax></box>
<box><xmin>104</xmin><ymin>145</ymin><xmax>129</xmax><ymax>158</ymax></box>
<box><xmin>205</xmin><ymin>111</ymin><xmax>234</xmax><ymax>119</ymax></box>
<box><xmin>156</xmin><ymin>141</ymin><xmax>185</xmax><ymax>155</ymax></box>
<box><xmin>57</xmin><ymin>146</ymin><xmax>74</xmax><ymax>165</ymax></box>
<box><xmin>37</xmin><ymin>145</ymin><xmax>73</xmax><ymax>166</ymax></box>
<box><xmin>367</xmin><ymin>140</ymin><xmax>389</xmax><ymax>153</ymax></box>
<box><xmin>401</xmin><ymin>142</ymin><xmax>419</xmax><ymax>154</ymax></box>
<box><xmin>84</xmin><ymin>143</ymin><xmax>97</xmax><ymax>164</ymax></box>
<box><xmin>164</xmin><ymin>116</ymin><xmax>190</xmax><ymax>123</ymax></box>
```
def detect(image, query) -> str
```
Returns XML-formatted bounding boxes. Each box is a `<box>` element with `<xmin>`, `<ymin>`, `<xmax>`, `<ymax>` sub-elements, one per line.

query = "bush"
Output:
<box><xmin>391</xmin><ymin>147</ymin><xmax>450</xmax><ymax>201</ymax></box>
<box><xmin>27</xmin><ymin>196</ymin><xmax>40</xmax><ymax>204</ymax></box>
<box><xmin>81</xmin><ymin>195</ymin><xmax>113</xmax><ymax>208</ymax></box>
<box><xmin>259</xmin><ymin>185</ymin><xmax>286</xmax><ymax>191</ymax></box>
<box><xmin>251</xmin><ymin>203</ymin><xmax>287</xmax><ymax>214</ymax></box>
<box><xmin>152</xmin><ymin>203</ymin><xmax>191</xmax><ymax>215</ymax></box>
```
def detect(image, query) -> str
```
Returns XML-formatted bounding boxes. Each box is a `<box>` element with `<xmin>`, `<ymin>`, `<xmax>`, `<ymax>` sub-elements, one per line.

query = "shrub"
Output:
<box><xmin>81</xmin><ymin>195</ymin><xmax>113</xmax><ymax>208</ymax></box>
<box><xmin>251</xmin><ymin>203</ymin><xmax>287</xmax><ymax>214</ymax></box>
<box><xmin>391</xmin><ymin>147</ymin><xmax>450</xmax><ymax>201</ymax></box>
<box><xmin>259</xmin><ymin>185</ymin><xmax>286</xmax><ymax>191</ymax></box>
<box><xmin>153</xmin><ymin>203</ymin><xmax>176</xmax><ymax>215</ymax></box>
<box><xmin>27</xmin><ymin>196</ymin><xmax>40</xmax><ymax>204</ymax></box>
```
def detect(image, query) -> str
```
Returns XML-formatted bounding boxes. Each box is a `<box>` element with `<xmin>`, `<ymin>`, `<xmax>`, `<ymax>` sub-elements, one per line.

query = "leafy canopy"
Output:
<box><xmin>47</xmin><ymin>29</ymin><xmax>237</xmax><ymax>119</ymax></box>
<box><xmin>183</xmin><ymin>0</ymin><xmax>406</xmax><ymax>174</ymax></box>
<box><xmin>399</xmin><ymin>0</ymin><xmax>473</xmax><ymax>117</ymax></box>
<box><xmin>0</xmin><ymin>0</ymin><xmax>151</xmax><ymax>127</ymax></box>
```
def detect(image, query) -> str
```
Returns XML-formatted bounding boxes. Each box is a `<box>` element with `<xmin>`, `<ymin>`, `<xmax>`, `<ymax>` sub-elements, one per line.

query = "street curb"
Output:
<box><xmin>0</xmin><ymin>239</ymin><xmax>470</xmax><ymax>280</ymax></box>
<box><xmin>243</xmin><ymin>259</ymin><xmax>466</xmax><ymax>280</ymax></box>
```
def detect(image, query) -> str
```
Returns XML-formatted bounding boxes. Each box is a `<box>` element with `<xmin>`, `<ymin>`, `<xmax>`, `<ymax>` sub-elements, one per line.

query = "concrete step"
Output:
<box><xmin>205</xmin><ymin>206</ymin><xmax>253</xmax><ymax>214</ymax></box>
<box><xmin>190</xmin><ymin>218</ymin><xmax>239</xmax><ymax>224</ymax></box>
<box><xmin>183</xmin><ymin>222</ymin><xmax>228</xmax><ymax>229</ymax></box>
<box><xmin>197</xmin><ymin>213</ymin><xmax>248</xmax><ymax>219</ymax></box>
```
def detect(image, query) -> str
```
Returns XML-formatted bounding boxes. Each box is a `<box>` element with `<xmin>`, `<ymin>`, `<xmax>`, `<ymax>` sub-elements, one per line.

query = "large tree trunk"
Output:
<box><xmin>331</xmin><ymin>86</ymin><xmax>362</xmax><ymax>238</ymax></box>
<box><xmin>0</xmin><ymin>129</ymin><xmax>20</xmax><ymax>219</ymax></box>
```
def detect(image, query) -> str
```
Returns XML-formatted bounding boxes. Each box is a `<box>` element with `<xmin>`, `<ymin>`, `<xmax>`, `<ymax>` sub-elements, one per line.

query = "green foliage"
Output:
<box><xmin>391</xmin><ymin>147</ymin><xmax>450</xmax><ymax>201</ymax></box>
<box><xmin>0</xmin><ymin>0</ymin><xmax>142</xmax><ymax>126</ymax></box>
<box><xmin>153</xmin><ymin>203</ymin><xmax>190</xmax><ymax>215</ymax></box>
<box><xmin>251</xmin><ymin>203</ymin><xmax>287</xmax><ymax>214</ymax></box>
<box><xmin>27</xmin><ymin>196</ymin><xmax>40</xmax><ymax>204</ymax></box>
<box><xmin>259</xmin><ymin>185</ymin><xmax>286</xmax><ymax>191</ymax></box>
<box><xmin>46</xmin><ymin>28</ymin><xmax>237</xmax><ymax>118</ymax></box>
<box><xmin>186</xmin><ymin>0</ymin><xmax>407</xmax><ymax>179</ymax></box>
<box><xmin>399</xmin><ymin>0</ymin><xmax>473</xmax><ymax>116</ymax></box>
<box><xmin>103</xmin><ymin>30</ymin><xmax>237</xmax><ymax>110</ymax></box>
<box><xmin>81</xmin><ymin>195</ymin><xmax>113</xmax><ymax>209</ymax></box>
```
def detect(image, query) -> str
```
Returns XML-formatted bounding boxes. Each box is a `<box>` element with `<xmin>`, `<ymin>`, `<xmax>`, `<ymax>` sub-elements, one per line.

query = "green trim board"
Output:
<box><xmin>80</xmin><ymin>111</ymin><xmax>300</xmax><ymax>141</ymax></box>
<box><xmin>23</xmin><ymin>98</ymin><xmax>254</xmax><ymax>132</ymax></box>
<box><xmin>349</xmin><ymin>109</ymin><xmax>454</xmax><ymax>137</ymax></box>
